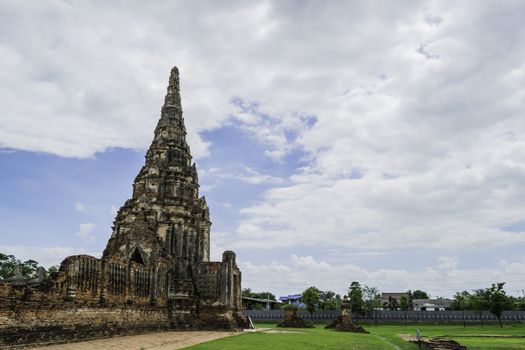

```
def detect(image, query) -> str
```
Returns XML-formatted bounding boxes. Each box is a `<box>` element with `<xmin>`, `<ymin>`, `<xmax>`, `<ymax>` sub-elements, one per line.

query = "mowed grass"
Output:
<box><xmin>185</xmin><ymin>322</ymin><xmax>525</xmax><ymax>350</ymax></box>
<box><xmin>371</xmin><ymin>324</ymin><xmax>525</xmax><ymax>350</ymax></box>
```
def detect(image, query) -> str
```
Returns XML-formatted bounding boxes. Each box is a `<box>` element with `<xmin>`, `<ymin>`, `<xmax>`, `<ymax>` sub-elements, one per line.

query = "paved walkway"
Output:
<box><xmin>27</xmin><ymin>331</ymin><xmax>240</xmax><ymax>350</ymax></box>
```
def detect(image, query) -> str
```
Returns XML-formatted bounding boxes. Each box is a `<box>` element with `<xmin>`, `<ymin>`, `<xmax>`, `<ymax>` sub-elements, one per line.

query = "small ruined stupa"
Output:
<box><xmin>326</xmin><ymin>296</ymin><xmax>368</xmax><ymax>333</ymax></box>
<box><xmin>0</xmin><ymin>67</ymin><xmax>246</xmax><ymax>348</ymax></box>
<box><xmin>276</xmin><ymin>305</ymin><xmax>314</xmax><ymax>328</ymax></box>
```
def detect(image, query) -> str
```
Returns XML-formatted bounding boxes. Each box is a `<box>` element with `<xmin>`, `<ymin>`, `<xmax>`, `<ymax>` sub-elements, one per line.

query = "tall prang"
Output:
<box><xmin>103</xmin><ymin>66</ymin><xmax>211</xmax><ymax>287</ymax></box>
<box><xmin>0</xmin><ymin>67</ymin><xmax>246</xmax><ymax>348</ymax></box>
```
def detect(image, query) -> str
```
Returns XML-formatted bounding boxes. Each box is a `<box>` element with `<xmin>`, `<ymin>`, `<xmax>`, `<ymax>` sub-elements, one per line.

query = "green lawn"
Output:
<box><xmin>370</xmin><ymin>324</ymin><xmax>525</xmax><ymax>350</ymax></box>
<box><xmin>184</xmin><ymin>322</ymin><xmax>525</xmax><ymax>350</ymax></box>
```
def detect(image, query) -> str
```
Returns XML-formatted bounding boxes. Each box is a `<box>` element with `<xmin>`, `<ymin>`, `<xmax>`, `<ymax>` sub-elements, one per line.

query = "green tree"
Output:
<box><xmin>478</xmin><ymin>283</ymin><xmax>514</xmax><ymax>328</ymax></box>
<box><xmin>399</xmin><ymin>295</ymin><xmax>410</xmax><ymax>311</ymax></box>
<box><xmin>335</xmin><ymin>294</ymin><xmax>342</xmax><ymax>309</ymax></box>
<box><xmin>468</xmin><ymin>291</ymin><xmax>489</xmax><ymax>326</ymax></box>
<box><xmin>363</xmin><ymin>286</ymin><xmax>381</xmax><ymax>313</ymax></box>
<box><xmin>0</xmin><ymin>253</ymin><xmax>16</xmax><ymax>278</ymax></box>
<box><xmin>512</xmin><ymin>295</ymin><xmax>525</xmax><ymax>311</ymax></box>
<box><xmin>318</xmin><ymin>290</ymin><xmax>338</xmax><ymax>310</ymax></box>
<box><xmin>348</xmin><ymin>281</ymin><xmax>365</xmax><ymax>324</ymax></box>
<box><xmin>22</xmin><ymin>259</ymin><xmax>39</xmax><ymax>277</ymax></box>
<box><xmin>459</xmin><ymin>284</ymin><xmax>514</xmax><ymax>327</ymax></box>
<box><xmin>241</xmin><ymin>288</ymin><xmax>276</xmax><ymax>301</ymax></box>
<box><xmin>451</xmin><ymin>290</ymin><xmax>472</xmax><ymax>327</ymax></box>
<box><xmin>407</xmin><ymin>289</ymin><xmax>429</xmax><ymax>309</ymax></box>
<box><xmin>451</xmin><ymin>291</ymin><xmax>471</xmax><ymax>310</ymax></box>
<box><xmin>408</xmin><ymin>290</ymin><xmax>429</xmax><ymax>299</ymax></box>
<box><xmin>47</xmin><ymin>265</ymin><xmax>60</xmax><ymax>275</ymax></box>
<box><xmin>242</xmin><ymin>288</ymin><xmax>277</xmax><ymax>310</ymax></box>
<box><xmin>0</xmin><ymin>253</ymin><xmax>39</xmax><ymax>279</ymax></box>
<box><xmin>302</xmin><ymin>286</ymin><xmax>320</xmax><ymax>320</ymax></box>
<box><xmin>383</xmin><ymin>296</ymin><xmax>399</xmax><ymax>310</ymax></box>
<box><xmin>363</xmin><ymin>285</ymin><xmax>382</xmax><ymax>325</ymax></box>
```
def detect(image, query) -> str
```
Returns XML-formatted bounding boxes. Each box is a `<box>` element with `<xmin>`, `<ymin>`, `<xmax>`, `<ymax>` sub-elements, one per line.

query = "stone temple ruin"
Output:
<box><xmin>325</xmin><ymin>296</ymin><xmax>367</xmax><ymax>333</ymax></box>
<box><xmin>0</xmin><ymin>67</ymin><xmax>246</xmax><ymax>347</ymax></box>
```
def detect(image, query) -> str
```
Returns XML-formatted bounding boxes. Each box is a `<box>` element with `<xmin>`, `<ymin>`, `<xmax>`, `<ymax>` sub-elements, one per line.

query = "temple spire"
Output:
<box><xmin>158</xmin><ymin>66</ymin><xmax>183</xmax><ymax>125</ymax></box>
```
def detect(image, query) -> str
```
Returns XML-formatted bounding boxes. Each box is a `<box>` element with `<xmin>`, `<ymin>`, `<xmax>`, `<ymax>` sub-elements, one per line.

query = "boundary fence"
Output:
<box><xmin>243</xmin><ymin>309</ymin><xmax>525</xmax><ymax>323</ymax></box>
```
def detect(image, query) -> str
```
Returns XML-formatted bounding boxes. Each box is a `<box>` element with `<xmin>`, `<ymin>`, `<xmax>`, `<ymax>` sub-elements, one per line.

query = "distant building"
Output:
<box><xmin>381</xmin><ymin>292</ymin><xmax>407</xmax><ymax>306</ymax></box>
<box><xmin>412</xmin><ymin>299</ymin><xmax>453</xmax><ymax>311</ymax></box>
<box><xmin>279</xmin><ymin>294</ymin><xmax>306</xmax><ymax>308</ymax></box>
<box><xmin>242</xmin><ymin>296</ymin><xmax>282</xmax><ymax>310</ymax></box>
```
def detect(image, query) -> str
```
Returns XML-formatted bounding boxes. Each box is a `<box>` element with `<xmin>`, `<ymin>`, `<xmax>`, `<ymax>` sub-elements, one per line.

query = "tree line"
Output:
<box><xmin>300</xmin><ymin>283</ymin><xmax>430</xmax><ymax>319</ymax></box>
<box><xmin>0</xmin><ymin>253</ymin><xmax>59</xmax><ymax>279</ymax></box>
<box><xmin>450</xmin><ymin>283</ymin><xmax>524</xmax><ymax>327</ymax></box>
<box><xmin>244</xmin><ymin>280</ymin><xmax>525</xmax><ymax>328</ymax></box>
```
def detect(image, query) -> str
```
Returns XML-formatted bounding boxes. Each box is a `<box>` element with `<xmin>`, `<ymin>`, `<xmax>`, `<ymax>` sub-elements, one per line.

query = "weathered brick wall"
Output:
<box><xmin>0</xmin><ymin>297</ymin><xmax>173</xmax><ymax>348</ymax></box>
<box><xmin>0</xmin><ymin>282</ymin><xmax>242</xmax><ymax>349</ymax></box>
<box><xmin>0</xmin><ymin>274</ymin><xmax>174</xmax><ymax>348</ymax></box>
<box><xmin>195</xmin><ymin>262</ymin><xmax>220</xmax><ymax>300</ymax></box>
<box><xmin>0</xmin><ymin>252</ymin><xmax>245</xmax><ymax>348</ymax></box>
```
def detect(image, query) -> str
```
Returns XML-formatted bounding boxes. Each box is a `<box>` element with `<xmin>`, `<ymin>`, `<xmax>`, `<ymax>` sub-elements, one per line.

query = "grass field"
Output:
<box><xmin>185</xmin><ymin>322</ymin><xmax>525</xmax><ymax>350</ymax></box>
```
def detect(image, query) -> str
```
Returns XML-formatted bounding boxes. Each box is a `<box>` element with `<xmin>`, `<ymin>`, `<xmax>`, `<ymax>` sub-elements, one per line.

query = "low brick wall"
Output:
<box><xmin>0</xmin><ymin>304</ymin><xmax>175</xmax><ymax>348</ymax></box>
<box><xmin>0</xmin><ymin>249</ymin><xmax>246</xmax><ymax>348</ymax></box>
<box><xmin>0</xmin><ymin>284</ymin><xmax>241</xmax><ymax>349</ymax></box>
<box><xmin>0</xmin><ymin>302</ymin><xmax>245</xmax><ymax>348</ymax></box>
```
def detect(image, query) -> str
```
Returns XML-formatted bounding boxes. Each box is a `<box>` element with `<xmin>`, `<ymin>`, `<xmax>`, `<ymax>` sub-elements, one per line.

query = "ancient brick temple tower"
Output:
<box><xmin>102</xmin><ymin>66</ymin><xmax>239</xmax><ymax>306</ymax></box>
<box><xmin>0</xmin><ymin>67</ymin><xmax>246</xmax><ymax>347</ymax></box>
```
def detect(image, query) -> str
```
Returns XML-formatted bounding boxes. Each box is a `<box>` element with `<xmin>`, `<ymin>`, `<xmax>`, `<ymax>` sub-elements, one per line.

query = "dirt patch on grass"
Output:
<box><xmin>26</xmin><ymin>331</ymin><xmax>240</xmax><ymax>350</ymax></box>
<box><xmin>399</xmin><ymin>334</ymin><xmax>468</xmax><ymax>350</ymax></box>
<box><xmin>263</xmin><ymin>329</ymin><xmax>306</xmax><ymax>334</ymax></box>
<box><xmin>444</xmin><ymin>334</ymin><xmax>525</xmax><ymax>338</ymax></box>
<box><xmin>398</xmin><ymin>333</ymin><xmax>416</xmax><ymax>341</ymax></box>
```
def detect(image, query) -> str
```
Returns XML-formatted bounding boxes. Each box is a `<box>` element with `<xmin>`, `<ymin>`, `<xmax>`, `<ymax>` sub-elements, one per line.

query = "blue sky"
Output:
<box><xmin>1</xmin><ymin>1</ymin><xmax>525</xmax><ymax>298</ymax></box>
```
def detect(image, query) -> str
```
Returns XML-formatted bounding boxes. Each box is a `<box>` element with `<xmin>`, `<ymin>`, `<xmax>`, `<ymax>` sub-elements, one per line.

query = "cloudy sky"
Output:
<box><xmin>1</xmin><ymin>0</ymin><xmax>525</xmax><ymax>298</ymax></box>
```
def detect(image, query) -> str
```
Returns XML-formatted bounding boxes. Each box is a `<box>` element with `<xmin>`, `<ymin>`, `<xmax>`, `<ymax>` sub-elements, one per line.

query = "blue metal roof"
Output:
<box><xmin>279</xmin><ymin>294</ymin><xmax>302</xmax><ymax>301</ymax></box>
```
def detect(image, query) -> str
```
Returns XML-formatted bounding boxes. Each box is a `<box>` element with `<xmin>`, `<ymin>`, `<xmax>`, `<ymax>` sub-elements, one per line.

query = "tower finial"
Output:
<box><xmin>169</xmin><ymin>66</ymin><xmax>180</xmax><ymax>90</ymax></box>
<box><xmin>163</xmin><ymin>66</ymin><xmax>181</xmax><ymax>110</ymax></box>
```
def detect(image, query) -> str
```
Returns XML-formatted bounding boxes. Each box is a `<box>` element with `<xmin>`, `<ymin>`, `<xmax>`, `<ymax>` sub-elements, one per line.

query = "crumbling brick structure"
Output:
<box><xmin>325</xmin><ymin>296</ymin><xmax>368</xmax><ymax>333</ymax></box>
<box><xmin>0</xmin><ymin>67</ymin><xmax>246</xmax><ymax>348</ymax></box>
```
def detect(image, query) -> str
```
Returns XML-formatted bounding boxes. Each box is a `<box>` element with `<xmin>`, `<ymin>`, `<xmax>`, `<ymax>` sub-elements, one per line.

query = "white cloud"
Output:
<box><xmin>237</xmin><ymin>166</ymin><xmax>286</xmax><ymax>185</ymax></box>
<box><xmin>2</xmin><ymin>1</ymin><xmax>525</xmax><ymax>296</ymax></box>
<box><xmin>199</xmin><ymin>184</ymin><xmax>216</xmax><ymax>193</ymax></box>
<box><xmin>110</xmin><ymin>205</ymin><xmax>118</xmax><ymax>216</ymax></box>
<box><xmin>233</xmin><ymin>164</ymin><xmax>525</xmax><ymax>250</ymax></box>
<box><xmin>209</xmin><ymin>242</ymin><xmax>223</xmax><ymax>262</ymax></box>
<box><xmin>74</xmin><ymin>202</ymin><xmax>85</xmax><ymax>212</ymax></box>
<box><xmin>0</xmin><ymin>245</ymin><xmax>101</xmax><ymax>267</ymax></box>
<box><xmin>221</xmin><ymin>202</ymin><xmax>233</xmax><ymax>209</ymax></box>
<box><xmin>240</xmin><ymin>254</ymin><xmax>525</xmax><ymax>298</ymax></box>
<box><xmin>437</xmin><ymin>256</ymin><xmax>459</xmax><ymax>270</ymax></box>
<box><xmin>230</xmin><ymin>99</ymin><xmax>315</xmax><ymax>161</ymax></box>
<box><xmin>200</xmin><ymin>165</ymin><xmax>286</xmax><ymax>186</ymax></box>
<box><xmin>75</xmin><ymin>223</ymin><xmax>96</xmax><ymax>242</ymax></box>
